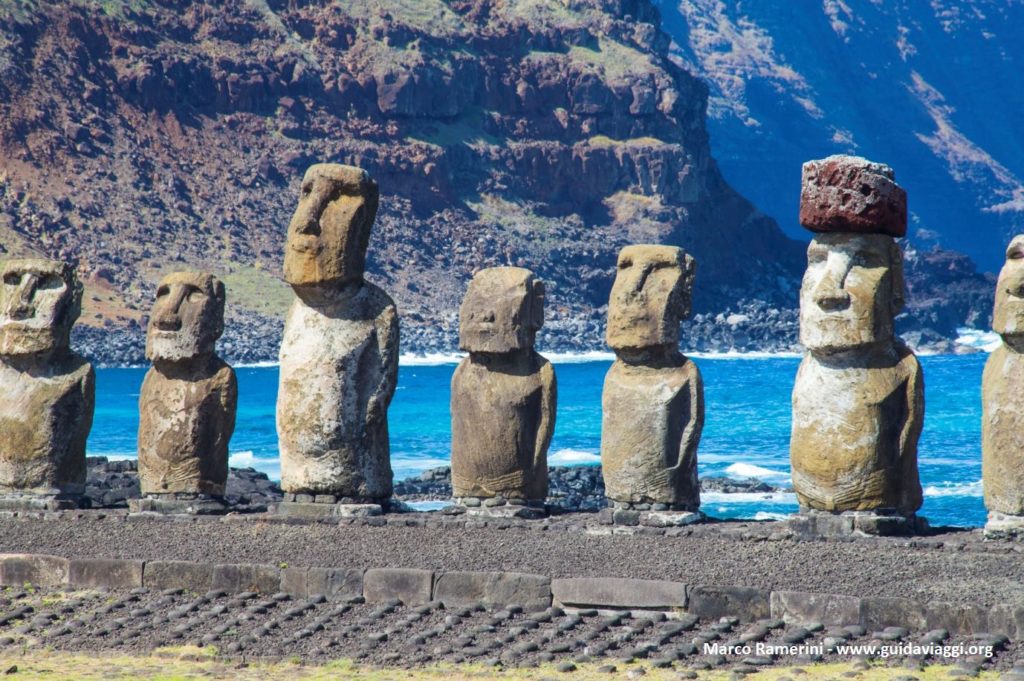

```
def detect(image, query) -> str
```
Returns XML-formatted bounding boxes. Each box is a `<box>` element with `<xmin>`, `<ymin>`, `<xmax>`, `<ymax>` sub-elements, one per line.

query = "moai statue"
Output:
<box><xmin>134</xmin><ymin>272</ymin><xmax>237</xmax><ymax>513</ymax></box>
<box><xmin>450</xmin><ymin>267</ymin><xmax>556</xmax><ymax>513</ymax></box>
<box><xmin>277</xmin><ymin>164</ymin><xmax>399</xmax><ymax>513</ymax></box>
<box><xmin>600</xmin><ymin>245</ymin><xmax>704</xmax><ymax>524</ymax></box>
<box><xmin>0</xmin><ymin>258</ymin><xmax>94</xmax><ymax>509</ymax></box>
<box><xmin>790</xmin><ymin>155</ymin><xmax>924</xmax><ymax>534</ymax></box>
<box><xmin>982</xmin><ymin>235</ymin><xmax>1024</xmax><ymax>537</ymax></box>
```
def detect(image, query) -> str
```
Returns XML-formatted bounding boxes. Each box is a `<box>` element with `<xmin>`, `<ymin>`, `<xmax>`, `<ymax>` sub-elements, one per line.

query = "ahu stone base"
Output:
<box><xmin>984</xmin><ymin>512</ymin><xmax>1024</xmax><ymax>539</ymax></box>
<box><xmin>447</xmin><ymin>496</ymin><xmax>548</xmax><ymax>519</ymax></box>
<box><xmin>128</xmin><ymin>495</ymin><xmax>229</xmax><ymax>515</ymax></box>
<box><xmin>0</xmin><ymin>493</ymin><xmax>85</xmax><ymax>512</ymax></box>
<box><xmin>786</xmin><ymin>507</ymin><xmax>928</xmax><ymax>537</ymax></box>
<box><xmin>598</xmin><ymin>506</ymin><xmax>705</xmax><ymax>527</ymax></box>
<box><xmin>271</xmin><ymin>501</ymin><xmax>384</xmax><ymax>519</ymax></box>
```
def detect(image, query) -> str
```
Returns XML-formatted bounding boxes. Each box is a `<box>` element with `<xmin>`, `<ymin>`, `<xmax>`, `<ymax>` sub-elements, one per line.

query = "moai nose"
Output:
<box><xmin>8</xmin><ymin>273</ymin><xmax>39</xmax><ymax>320</ymax></box>
<box><xmin>813</xmin><ymin>268</ymin><xmax>851</xmax><ymax>311</ymax></box>
<box><xmin>154</xmin><ymin>287</ymin><xmax>187</xmax><ymax>331</ymax></box>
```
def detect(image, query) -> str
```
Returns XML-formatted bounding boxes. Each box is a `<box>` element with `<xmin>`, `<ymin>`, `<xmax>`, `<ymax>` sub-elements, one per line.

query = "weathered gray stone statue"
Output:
<box><xmin>983</xmin><ymin>235</ymin><xmax>1024</xmax><ymax>537</ymax></box>
<box><xmin>600</xmin><ymin>245</ymin><xmax>704</xmax><ymax>524</ymax></box>
<box><xmin>0</xmin><ymin>258</ymin><xmax>94</xmax><ymax>509</ymax></box>
<box><xmin>450</xmin><ymin>267</ymin><xmax>556</xmax><ymax>511</ymax></box>
<box><xmin>277</xmin><ymin>164</ymin><xmax>398</xmax><ymax>513</ymax></box>
<box><xmin>133</xmin><ymin>272</ymin><xmax>237</xmax><ymax>513</ymax></box>
<box><xmin>790</xmin><ymin>155</ymin><xmax>924</xmax><ymax>534</ymax></box>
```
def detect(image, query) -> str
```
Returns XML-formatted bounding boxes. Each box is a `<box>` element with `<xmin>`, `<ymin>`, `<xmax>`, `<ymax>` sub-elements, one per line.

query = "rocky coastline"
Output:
<box><xmin>71</xmin><ymin>305</ymin><xmax>975</xmax><ymax>368</ymax></box>
<box><xmin>85</xmin><ymin>458</ymin><xmax>786</xmax><ymax>514</ymax></box>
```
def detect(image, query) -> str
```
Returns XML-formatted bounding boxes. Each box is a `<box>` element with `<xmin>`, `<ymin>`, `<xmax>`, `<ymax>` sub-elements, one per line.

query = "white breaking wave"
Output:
<box><xmin>955</xmin><ymin>327</ymin><xmax>1001</xmax><ymax>352</ymax></box>
<box><xmin>102</xmin><ymin>452</ymin><xmax>136</xmax><ymax>461</ymax></box>
<box><xmin>405</xmin><ymin>500</ymin><xmax>448</xmax><ymax>511</ymax></box>
<box><xmin>542</xmin><ymin>351</ymin><xmax>616</xmax><ymax>363</ymax></box>
<box><xmin>233</xmin><ymin>360</ymin><xmax>279</xmax><ymax>369</ymax></box>
<box><xmin>701</xmin><ymin>491</ymin><xmax>797</xmax><ymax>504</ymax></box>
<box><xmin>230</xmin><ymin>450</ymin><xmax>258</xmax><ymax>467</ymax></box>
<box><xmin>399</xmin><ymin>353</ymin><xmax>464</xmax><ymax>366</ymax></box>
<box><xmin>549</xmin><ymin>449</ymin><xmax>601</xmax><ymax>465</ymax></box>
<box><xmin>688</xmin><ymin>350</ymin><xmax>802</xmax><ymax>360</ymax></box>
<box><xmin>923</xmin><ymin>480</ymin><xmax>983</xmax><ymax>497</ymax></box>
<box><xmin>723</xmin><ymin>462</ymin><xmax>791</xmax><ymax>482</ymax></box>
<box><xmin>753</xmin><ymin>511</ymin><xmax>793</xmax><ymax>521</ymax></box>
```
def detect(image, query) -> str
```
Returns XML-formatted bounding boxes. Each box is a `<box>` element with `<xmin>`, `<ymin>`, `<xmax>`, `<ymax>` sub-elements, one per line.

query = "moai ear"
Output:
<box><xmin>211</xmin><ymin>277</ymin><xmax>227</xmax><ymax>341</ymax></box>
<box><xmin>889</xmin><ymin>241</ymin><xmax>905</xmax><ymax>316</ymax></box>
<box><xmin>530</xmin><ymin>279</ymin><xmax>545</xmax><ymax>331</ymax></box>
<box><xmin>676</xmin><ymin>252</ymin><xmax>697</xmax><ymax>320</ymax></box>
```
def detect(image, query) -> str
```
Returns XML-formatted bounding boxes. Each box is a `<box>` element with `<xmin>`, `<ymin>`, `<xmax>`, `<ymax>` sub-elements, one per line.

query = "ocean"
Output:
<box><xmin>89</xmin><ymin>351</ymin><xmax>991</xmax><ymax>527</ymax></box>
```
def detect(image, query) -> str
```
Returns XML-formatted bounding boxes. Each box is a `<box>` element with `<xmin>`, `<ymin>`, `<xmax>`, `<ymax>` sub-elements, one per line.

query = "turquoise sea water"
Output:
<box><xmin>89</xmin><ymin>354</ymin><xmax>988</xmax><ymax>527</ymax></box>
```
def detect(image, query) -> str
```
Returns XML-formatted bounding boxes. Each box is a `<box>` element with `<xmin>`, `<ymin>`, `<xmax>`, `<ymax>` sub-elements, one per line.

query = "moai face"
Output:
<box><xmin>284</xmin><ymin>164</ymin><xmax>379</xmax><ymax>288</ymax></box>
<box><xmin>459</xmin><ymin>267</ymin><xmax>544</xmax><ymax>354</ymax></box>
<box><xmin>993</xmin><ymin>236</ymin><xmax>1024</xmax><ymax>339</ymax></box>
<box><xmin>146</xmin><ymin>272</ymin><xmax>225</xmax><ymax>362</ymax></box>
<box><xmin>0</xmin><ymin>258</ymin><xmax>81</xmax><ymax>358</ymax></box>
<box><xmin>799</xmin><ymin>233</ymin><xmax>904</xmax><ymax>353</ymax></box>
<box><xmin>606</xmin><ymin>245</ymin><xmax>695</xmax><ymax>351</ymax></box>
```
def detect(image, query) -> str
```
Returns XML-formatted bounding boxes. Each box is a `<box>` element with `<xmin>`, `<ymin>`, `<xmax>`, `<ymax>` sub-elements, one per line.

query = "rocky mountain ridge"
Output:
<box><xmin>0</xmin><ymin>0</ymin><xmax>994</xmax><ymax>364</ymax></box>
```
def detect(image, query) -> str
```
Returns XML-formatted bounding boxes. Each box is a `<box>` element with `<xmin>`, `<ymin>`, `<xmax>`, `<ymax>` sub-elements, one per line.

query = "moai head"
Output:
<box><xmin>459</xmin><ymin>267</ymin><xmax>544</xmax><ymax>354</ymax></box>
<box><xmin>146</xmin><ymin>272</ymin><xmax>226</xmax><ymax>362</ymax></box>
<box><xmin>798</xmin><ymin>156</ymin><xmax>907</xmax><ymax>354</ymax></box>
<box><xmin>606</xmin><ymin>245</ymin><xmax>696</xmax><ymax>352</ymax></box>
<box><xmin>993</xmin><ymin>235</ymin><xmax>1024</xmax><ymax>341</ymax></box>
<box><xmin>284</xmin><ymin>163</ymin><xmax>379</xmax><ymax>289</ymax></box>
<box><xmin>0</xmin><ymin>258</ymin><xmax>82</xmax><ymax>359</ymax></box>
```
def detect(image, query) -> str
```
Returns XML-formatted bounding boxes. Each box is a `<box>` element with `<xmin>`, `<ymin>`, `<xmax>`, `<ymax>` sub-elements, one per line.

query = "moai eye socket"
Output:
<box><xmin>619</xmin><ymin>258</ymin><xmax>633</xmax><ymax>269</ymax></box>
<box><xmin>156</xmin><ymin>285</ymin><xmax>170</xmax><ymax>298</ymax></box>
<box><xmin>186</xmin><ymin>288</ymin><xmax>206</xmax><ymax>304</ymax></box>
<box><xmin>807</xmin><ymin>246</ymin><xmax>827</xmax><ymax>265</ymax></box>
<box><xmin>2</xmin><ymin>272</ymin><xmax>22</xmax><ymax>286</ymax></box>
<box><xmin>853</xmin><ymin>250</ymin><xmax>885</xmax><ymax>268</ymax></box>
<box><xmin>301</xmin><ymin>182</ymin><xmax>313</xmax><ymax>196</ymax></box>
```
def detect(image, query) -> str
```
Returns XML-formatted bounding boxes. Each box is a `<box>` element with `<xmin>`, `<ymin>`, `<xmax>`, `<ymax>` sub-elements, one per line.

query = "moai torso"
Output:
<box><xmin>982</xmin><ymin>236</ymin><xmax>1024</xmax><ymax>516</ymax></box>
<box><xmin>791</xmin><ymin>345</ymin><xmax>923</xmax><ymax>512</ymax></box>
<box><xmin>600</xmin><ymin>245</ymin><xmax>703</xmax><ymax>508</ymax></box>
<box><xmin>137</xmin><ymin>272</ymin><xmax>237</xmax><ymax>496</ymax></box>
<box><xmin>451</xmin><ymin>352</ymin><xmax>555</xmax><ymax>499</ymax></box>
<box><xmin>278</xmin><ymin>284</ymin><xmax>398</xmax><ymax>497</ymax></box>
<box><xmin>790</xmin><ymin>155</ymin><xmax>923</xmax><ymax>515</ymax></box>
<box><xmin>983</xmin><ymin>345</ymin><xmax>1024</xmax><ymax>514</ymax></box>
<box><xmin>276</xmin><ymin>163</ymin><xmax>398</xmax><ymax>499</ymax></box>
<box><xmin>450</xmin><ymin>267</ymin><xmax>555</xmax><ymax>501</ymax></box>
<box><xmin>0</xmin><ymin>357</ymin><xmax>93</xmax><ymax>493</ymax></box>
<box><xmin>0</xmin><ymin>259</ymin><xmax>93</xmax><ymax>495</ymax></box>
<box><xmin>139</xmin><ymin>359</ymin><xmax>236</xmax><ymax>495</ymax></box>
<box><xmin>601</xmin><ymin>357</ymin><xmax>702</xmax><ymax>506</ymax></box>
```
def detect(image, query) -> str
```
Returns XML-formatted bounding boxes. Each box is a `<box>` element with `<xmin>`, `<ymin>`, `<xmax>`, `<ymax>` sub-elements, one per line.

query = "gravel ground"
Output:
<box><xmin>0</xmin><ymin>585</ymin><xmax>1017</xmax><ymax>672</ymax></box>
<box><xmin>1</xmin><ymin>516</ymin><xmax>1023</xmax><ymax>607</ymax></box>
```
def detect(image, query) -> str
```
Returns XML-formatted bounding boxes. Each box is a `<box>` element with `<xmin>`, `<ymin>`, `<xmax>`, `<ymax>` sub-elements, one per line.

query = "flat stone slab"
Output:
<box><xmin>271</xmin><ymin>502</ymin><xmax>383</xmax><ymax>518</ymax></box>
<box><xmin>985</xmin><ymin>512</ymin><xmax>1024</xmax><ymax>539</ymax></box>
<box><xmin>785</xmin><ymin>509</ymin><xmax>926</xmax><ymax>537</ymax></box>
<box><xmin>0</xmin><ymin>495</ymin><xmax>83</xmax><ymax>511</ymax></box>
<box><xmin>552</xmin><ymin>577</ymin><xmax>687</xmax><ymax>609</ymax></box>
<box><xmin>128</xmin><ymin>497</ymin><xmax>230</xmax><ymax>515</ymax></box>
<box><xmin>461</xmin><ymin>505</ymin><xmax>547</xmax><ymax>519</ymax></box>
<box><xmin>640</xmin><ymin>510</ymin><xmax>705</xmax><ymax>527</ymax></box>
<box><xmin>434</xmin><ymin>570</ymin><xmax>551</xmax><ymax>610</ymax></box>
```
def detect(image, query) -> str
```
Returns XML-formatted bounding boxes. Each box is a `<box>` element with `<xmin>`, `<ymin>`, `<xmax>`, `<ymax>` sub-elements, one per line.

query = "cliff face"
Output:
<box><xmin>0</xmin><ymin>0</ymin><xmax>805</xmax><ymax>360</ymax></box>
<box><xmin>659</xmin><ymin>0</ymin><xmax>1015</xmax><ymax>337</ymax></box>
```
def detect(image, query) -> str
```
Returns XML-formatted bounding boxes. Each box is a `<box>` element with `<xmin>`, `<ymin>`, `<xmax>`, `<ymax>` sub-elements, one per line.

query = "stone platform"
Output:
<box><xmin>785</xmin><ymin>508</ymin><xmax>928</xmax><ymax>538</ymax></box>
<box><xmin>128</xmin><ymin>495</ymin><xmax>230</xmax><ymax>515</ymax></box>
<box><xmin>0</xmin><ymin>494</ymin><xmax>85</xmax><ymax>512</ymax></box>
<box><xmin>985</xmin><ymin>512</ymin><xmax>1024</xmax><ymax>540</ymax></box>
<box><xmin>270</xmin><ymin>501</ymin><xmax>384</xmax><ymax>519</ymax></box>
